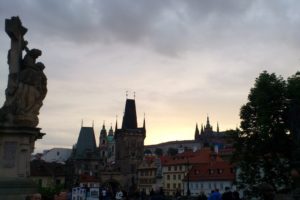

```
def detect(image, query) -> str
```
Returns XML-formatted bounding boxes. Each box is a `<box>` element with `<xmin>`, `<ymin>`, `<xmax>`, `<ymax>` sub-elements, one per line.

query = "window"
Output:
<box><xmin>174</xmin><ymin>166</ymin><xmax>177</xmax><ymax>171</ymax></box>
<box><xmin>178</xmin><ymin>174</ymin><xmax>181</xmax><ymax>180</ymax></box>
<box><xmin>178</xmin><ymin>183</ymin><xmax>181</xmax><ymax>188</ymax></box>
<box><xmin>173</xmin><ymin>174</ymin><xmax>176</xmax><ymax>180</ymax></box>
<box><xmin>201</xmin><ymin>183</ymin><xmax>203</xmax><ymax>189</ymax></box>
<box><xmin>56</xmin><ymin>151</ymin><xmax>60</xmax><ymax>156</ymax></box>
<box><xmin>167</xmin><ymin>183</ymin><xmax>170</xmax><ymax>189</ymax></box>
<box><xmin>209</xmin><ymin>183</ymin><xmax>211</xmax><ymax>189</ymax></box>
<box><xmin>220</xmin><ymin>182</ymin><xmax>224</xmax><ymax>189</ymax></box>
<box><xmin>167</xmin><ymin>175</ymin><xmax>170</xmax><ymax>180</ymax></box>
<box><xmin>179</xmin><ymin>166</ymin><xmax>182</xmax><ymax>171</ymax></box>
<box><xmin>173</xmin><ymin>183</ymin><xmax>176</xmax><ymax>189</ymax></box>
<box><xmin>168</xmin><ymin>166</ymin><xmax>171</xmax><ymax>171</ymax></box>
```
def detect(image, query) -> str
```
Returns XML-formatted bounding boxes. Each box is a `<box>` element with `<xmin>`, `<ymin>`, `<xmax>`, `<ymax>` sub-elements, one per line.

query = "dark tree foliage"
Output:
<box><xmin>167</xmin><ymin>147</ymin><xmax>178</xmax><ymax>156</ymax></box>
<box><xmin>233</xmin><ymin>71</ymin><xmax>293</xmax><ymax>198</ymax></box>
<box><xmin>287</xmin><ymin>72</ymin><xmax>300</xmax><ymax>172</ymax></box>
<box><xmin>144</xmin><ymin>149</ymin><xmax>152</xmax><ymax>155</ymax></box>
<box><xmin>154</xmin><ymin>148</ymin><xmax>163</xmax><ymax>157</ymax></box>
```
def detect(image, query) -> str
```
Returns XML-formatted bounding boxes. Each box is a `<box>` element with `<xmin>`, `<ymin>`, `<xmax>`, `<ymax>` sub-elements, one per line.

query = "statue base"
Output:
<box><xmin>0</xmin><ymin>126</ymin><xmax>44</xmax><ymax>199</ymax></box>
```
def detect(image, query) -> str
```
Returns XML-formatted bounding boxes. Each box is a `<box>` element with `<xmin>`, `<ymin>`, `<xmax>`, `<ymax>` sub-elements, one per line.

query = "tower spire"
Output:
<box><xmin>115</xmin><ymin>115</ymin><xmax>118</xmax><ymax>131</ymax></box>
<box><xmin>217</xmin><ymin>122</ymin><xmax>219</xmax><ymax>133</ymax></box>
<box><xmin>195</xmin><ymin>123</ymin><xmax>200</xmax><ymax>140</ymax></box>
<box><xmin>206</xmin><ymin>115</ymin><xmax>210</xmax><ymax>127</ymax></box>
<box><xmin>143</xmin><ymin>113</ymin><xmax>146</xmax><ymax>130</ymax></box>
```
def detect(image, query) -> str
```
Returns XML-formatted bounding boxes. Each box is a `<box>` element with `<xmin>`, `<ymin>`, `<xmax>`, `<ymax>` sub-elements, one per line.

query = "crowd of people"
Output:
<box><xmin>24</xmin><ymin>183</ymin><xmax>282</xmax><ymax>200</ymax></box>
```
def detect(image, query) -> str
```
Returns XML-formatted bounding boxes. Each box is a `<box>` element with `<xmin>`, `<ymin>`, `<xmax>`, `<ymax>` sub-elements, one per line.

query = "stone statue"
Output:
<box><xmin>0</xmin><ymin>16</ymin><xmax>47</xmax><ymax>127</ymax></box>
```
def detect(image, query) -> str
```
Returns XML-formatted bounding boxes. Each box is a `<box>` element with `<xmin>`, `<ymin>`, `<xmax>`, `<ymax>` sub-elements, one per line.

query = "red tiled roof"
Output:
<box><xmin>80</xmin><ymin>174</ymin><xmax>98</xmax><ymax>182</ymax></box>
<box><xmin>161</xmin><ymin>148</ymin><xmax>222</xmax><ymax>166</ymax></box>
<box><xmin>183</xmin><ymin>161</ymin><xmax>235</xmax><ymax>181</ymax></box>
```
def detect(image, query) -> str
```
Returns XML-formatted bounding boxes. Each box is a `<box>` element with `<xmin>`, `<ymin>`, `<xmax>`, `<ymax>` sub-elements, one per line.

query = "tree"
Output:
<box><xmin>167</xmin><ymin>147</ymin><xmax>178</xmax><ymax>156</ymax></box>
<box><xmin>154</xmin><ymin>148</ymin><xmax>163</xmax><ymax>157</ymax></box>
<box><xmin>233</xmin><ymin>71</ymin><xmax>292</xmax><ymax>198</ymax></box>
<box><xmin>144</xmin><ymin>149</ymin><xmax>152</xmax><ymax>155</ymax></box>
<box><xmin>287</xmin><ymin>72</ymin><xmax>300</xmax><ymax>183</ymax></box>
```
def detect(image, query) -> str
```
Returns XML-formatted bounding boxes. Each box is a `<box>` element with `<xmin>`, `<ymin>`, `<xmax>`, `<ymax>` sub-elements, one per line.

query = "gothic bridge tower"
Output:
<box><xmin>114</xmin><ymin>98</ymin><xmax>146</xmax><ymax>187</ymax></box>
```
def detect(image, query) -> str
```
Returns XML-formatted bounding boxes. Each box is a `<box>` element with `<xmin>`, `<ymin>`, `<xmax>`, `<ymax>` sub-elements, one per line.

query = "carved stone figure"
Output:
<box><xmin>0</xmin><ymin>16</ymin><xmax>47</xmax><ymax>127</ymax></box>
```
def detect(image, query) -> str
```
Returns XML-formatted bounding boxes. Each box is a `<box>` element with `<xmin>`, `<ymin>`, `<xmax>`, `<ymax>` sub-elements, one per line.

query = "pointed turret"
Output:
<box><xmin>194</xmin><ymin>123</ymin><xmax>200</xmax><ymax>140</ymax></box>
<box><xmin>122</xmin><ymin>99</ymin><xmax>138</xmax><ymax>129</ymax></box>
<box><xmin>143</xmin><ymin>113</ymin><xmax>146</xmax><ymax>131</ymax></box>
<box><xmin>206</xmin><ymin>116</ymin><xmax>210</xmax><ymax>127</ymax></box>
<box><xmin>115</xmin><ymin>116</ymin><xmax>118</xmax><ymax>132</ymax></box>
<box><xmin>108</xmin><ymin>124</ymin><xmax>114</xmax><ymax>136</ymax></box>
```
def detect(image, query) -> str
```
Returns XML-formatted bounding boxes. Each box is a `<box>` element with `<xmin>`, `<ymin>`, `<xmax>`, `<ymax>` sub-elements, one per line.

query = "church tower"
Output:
<box><xmin>114</xmin><ymin>98</ymin><xmax>146</xmax><ymax>185</ymax></box>
<box><xmin>99</xmin><ymin>123</ymin><xmax>108</xmax><ymax>161</ymax></box>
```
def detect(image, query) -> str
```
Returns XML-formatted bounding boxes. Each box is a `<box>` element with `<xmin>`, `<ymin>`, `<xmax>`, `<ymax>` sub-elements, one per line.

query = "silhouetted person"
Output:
<box><xmin>151</xmin><ymin>186</ymin><xmax>164</xmax><ymax>200</ymax></box>
<box><xmin>232</xmin><ymin>191</ymin><xmax>240</xmax><ymax>200</ymax></box>
<box><xmin>222</xmin><ymin>187</ymin><xmax>233</xmax><ymax>200</ymax></box>
<box><xmin>198</xmin><ymin>191</ymin><xmax>207</xmax><ymax>200</ymax></box>
<box><xmin>175</xmin><ymin>188</ymin><xmax>181</xmax><ymax>200</ymax></box>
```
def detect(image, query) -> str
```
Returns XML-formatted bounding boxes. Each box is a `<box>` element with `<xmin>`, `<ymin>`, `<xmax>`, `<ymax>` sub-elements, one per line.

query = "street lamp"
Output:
<box><xmin>186</xmin><ymin>158</ymin><xmax>190</xmax><ymax>197</ymax></box>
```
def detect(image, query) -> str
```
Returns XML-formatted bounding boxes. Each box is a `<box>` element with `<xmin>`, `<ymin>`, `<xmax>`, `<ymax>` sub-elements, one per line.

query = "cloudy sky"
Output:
<box><xmin>0</xmin><ymin>0</ymin><xmax>299</xmax><ymax>152</ymax></box>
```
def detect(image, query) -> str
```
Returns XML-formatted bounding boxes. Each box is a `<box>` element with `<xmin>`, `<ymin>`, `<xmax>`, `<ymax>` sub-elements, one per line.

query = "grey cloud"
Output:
<box><xmin>1</xmin><ymin>0</ymin><xmax>300</xmax><ymax>56</ymax></box>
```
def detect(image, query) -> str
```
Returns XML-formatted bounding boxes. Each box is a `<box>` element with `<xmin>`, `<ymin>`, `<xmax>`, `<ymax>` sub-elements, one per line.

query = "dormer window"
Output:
<box><xmin>209</xmin><ymin>169</ymin><xmax>214</xmax><ymax>174</ymax></box>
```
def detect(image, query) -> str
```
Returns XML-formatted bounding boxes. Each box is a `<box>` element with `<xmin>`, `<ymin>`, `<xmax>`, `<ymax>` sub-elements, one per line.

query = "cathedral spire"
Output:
<box><xmin>206</xmin><ymin>115</ymin><xmax>210</xmax><ymax>127</ymax></box>
<box><xmin>195</xmin><ymin>123</ymin><xmax>200</xmax><ymax>139</ymax></box>
<box><xmin>109</xmin><ymin>123</ymin><xmax>114</xmax><ymax>136</ymax></box>
<box><xmin>115</xmin><ymin>116</ymin><xmax>118</xmax><ymax>132</ymax></box>
<box><xmin>143</xmin><ymin>113</ymin><xmax>146</xmax><ymax>130</ymax></box>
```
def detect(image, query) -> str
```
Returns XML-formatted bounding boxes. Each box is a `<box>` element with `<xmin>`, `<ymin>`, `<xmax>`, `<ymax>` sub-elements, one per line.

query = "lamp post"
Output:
<box><xmin>186</xmin><ymin>158</ymin><xmax>190</xmax><ymax>197</ymax></box>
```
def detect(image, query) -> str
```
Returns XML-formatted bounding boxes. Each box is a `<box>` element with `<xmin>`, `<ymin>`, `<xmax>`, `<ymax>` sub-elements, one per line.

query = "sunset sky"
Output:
<box><xmin>0</xmin><ymin>0</ymin><xmax>299</xmax><ymax>153</ymax></box>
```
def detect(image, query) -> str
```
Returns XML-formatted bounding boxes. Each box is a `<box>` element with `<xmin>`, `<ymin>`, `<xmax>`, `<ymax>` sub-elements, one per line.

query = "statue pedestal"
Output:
<box><xmin>0</xmin><ymin>126</ymin><xmax>44</xmax><ymax>199</ymax></box>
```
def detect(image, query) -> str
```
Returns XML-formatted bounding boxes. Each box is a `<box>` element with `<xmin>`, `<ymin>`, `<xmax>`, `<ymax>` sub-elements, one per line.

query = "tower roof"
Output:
<box><xmin>122</xmin><ymin>99</ymin><xmax>138</xmax><ymax>129</ymax></box>
<box><xmin>74</xmin><ymin>127</ymin><xmax>97</xmax><ymax>158</ymax></box>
